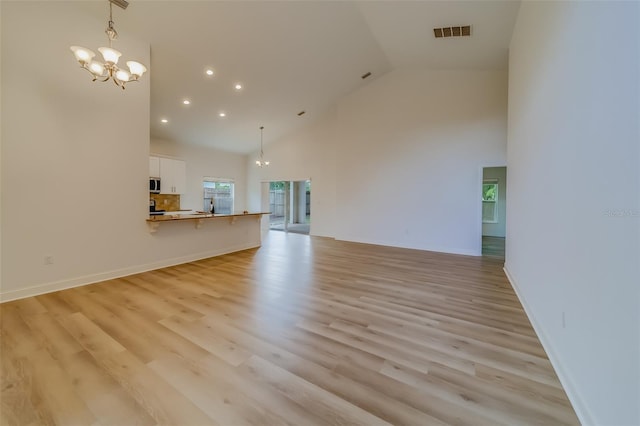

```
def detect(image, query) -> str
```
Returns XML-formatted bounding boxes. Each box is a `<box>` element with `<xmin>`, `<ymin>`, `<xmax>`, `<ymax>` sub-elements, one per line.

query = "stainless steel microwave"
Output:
<box><xmin>150</xmin><ymin>178</ymin><xmax>161</xmax><ymax>193</ymax></box>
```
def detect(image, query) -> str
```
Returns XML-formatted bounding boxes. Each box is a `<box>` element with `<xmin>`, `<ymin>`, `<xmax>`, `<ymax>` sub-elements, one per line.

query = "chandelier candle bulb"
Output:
<box><xmin>127</xmin><ymin>61</ymin><xmax>147</xmax><ymax>78</ymax></box>
<box><xmin>115</xmin><ymin>69</ymin><xmax>130</xmax><ymax>82</ymax></box>
<box><xmin>98</xmin><ymin>47</ymin><xmax>121</xmax><ymax>65</ymax></box>
<box><xmin>89</xmin><ymin>61</ymin><xmax>105</xmax><ymax>75</ymax></box>
<box><xmin>70</xmin><ymin>46</ymin><xmax>95</xmax><ymax>65</ymax></box>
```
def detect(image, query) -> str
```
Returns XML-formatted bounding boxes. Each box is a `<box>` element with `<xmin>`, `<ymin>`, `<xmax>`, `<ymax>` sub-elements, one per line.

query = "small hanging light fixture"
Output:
<box><xmin>70</xmin><ymin>0</ymin><xmax>147</xmax><ymax>90</ymax></box>
<box><xmin>255</xmin><ymin>126</ymin><xmax>270</xmax><ymax>167</ymax></box>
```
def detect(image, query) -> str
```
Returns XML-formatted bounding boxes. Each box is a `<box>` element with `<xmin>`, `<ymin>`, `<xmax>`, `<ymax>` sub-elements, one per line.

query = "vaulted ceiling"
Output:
<box><xmin>78</xmin><ymin>1</ymin><xmax>521</xmax><ymax>153</ymax></box>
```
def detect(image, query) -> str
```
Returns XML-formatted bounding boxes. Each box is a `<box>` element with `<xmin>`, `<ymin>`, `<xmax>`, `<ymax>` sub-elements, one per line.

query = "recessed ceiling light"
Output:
<box><xmin>219</xmin><ymin>112</ymin><xmax>226</xmax><ymax>117</ymax></box>
<box><xmin>161</xmin><ymin>118</ymin><xmax>168</xmax><ymax>123</ymax></box>
<box><xmin>183</xmin><ymin>99</ymin><xmax>190</xmax><ymax>105</ymax></box>
<box><xmin>234</xmin><ymin>83</ymin><xmax>242</xmax><ymax>90</ymax></box>
<box><xmin>205</xmin><ymin>69</ymin><xmax>214</xmax><ymax>76</ymax></box>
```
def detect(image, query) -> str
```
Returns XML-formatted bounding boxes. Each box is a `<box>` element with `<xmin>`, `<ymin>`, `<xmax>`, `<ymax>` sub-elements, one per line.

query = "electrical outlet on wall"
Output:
<box><xmin>44</xmin><ymin>255</ymin><xmax>54</xmax><ymax>265</ymax></box>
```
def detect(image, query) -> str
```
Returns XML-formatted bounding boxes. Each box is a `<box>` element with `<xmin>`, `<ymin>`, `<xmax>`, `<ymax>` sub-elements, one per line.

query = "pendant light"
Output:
<box><xmin>256</xmin><ymin>126</ymin><xmax>270</xmax><ymax>167</ymax></box>
<box><xmin>70</xmin><ymin>0</ymin><xmax>147</xmax><ymax>90</ymax></box>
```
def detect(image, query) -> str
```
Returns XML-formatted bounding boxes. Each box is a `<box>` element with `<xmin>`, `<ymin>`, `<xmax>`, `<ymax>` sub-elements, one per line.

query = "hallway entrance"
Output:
<box><xmin>481</xmin><ymin>166</ymin><xmax>507</xmax><ymax>259</ymax></box>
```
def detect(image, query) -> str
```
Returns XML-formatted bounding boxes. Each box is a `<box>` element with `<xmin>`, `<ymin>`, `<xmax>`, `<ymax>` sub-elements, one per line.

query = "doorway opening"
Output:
<box><xmin>268</xmin><ymin>180</ymin><xmax>310</xmax><ymax>235</ymax></box>
<box><xmin>481</xmin><ymin>167</ymin><xmax>507</xmax><ymax>258</ymax></box>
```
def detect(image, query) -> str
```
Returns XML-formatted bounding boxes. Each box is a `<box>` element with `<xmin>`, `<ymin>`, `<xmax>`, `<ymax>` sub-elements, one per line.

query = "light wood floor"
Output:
<box><xmin>482</xmin><ymin>236</ymin><xmax>505</xmax><ymax>259</ymax></box>
<box><xmin>1</xmin><ymin>232</ymin><xmax>578</xmax><ymax>425</ymax></box>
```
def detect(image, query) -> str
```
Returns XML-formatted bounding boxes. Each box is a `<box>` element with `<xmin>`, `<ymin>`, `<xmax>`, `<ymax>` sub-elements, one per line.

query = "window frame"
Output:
<box><xmin>203</xmin><ymin>177</ymin><xmax>235</xmax><ymax>214</ymax></box>
<box><xmin>482</xmin><ymin>180</ymin><xmax>499</xmax><ymax>224</ymax></box>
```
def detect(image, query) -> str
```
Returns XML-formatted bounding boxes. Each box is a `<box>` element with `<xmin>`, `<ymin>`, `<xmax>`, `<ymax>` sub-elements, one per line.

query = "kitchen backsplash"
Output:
<box><xmin>150</xmin><ymin>194</ymin><xmax>181</xmax><ymax>211</ymax></box>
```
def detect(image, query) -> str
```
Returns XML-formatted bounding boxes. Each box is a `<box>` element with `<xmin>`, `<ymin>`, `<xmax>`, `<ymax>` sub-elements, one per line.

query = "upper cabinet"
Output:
<box><xmin>159</xmin><ymin>157</ymin><xmax>186</xmax><ymax>194</ymax></box>
<box><xmin>149</xmin><ymin>156</ymin><xmax>186</xmax><ymax>194</ymax></box>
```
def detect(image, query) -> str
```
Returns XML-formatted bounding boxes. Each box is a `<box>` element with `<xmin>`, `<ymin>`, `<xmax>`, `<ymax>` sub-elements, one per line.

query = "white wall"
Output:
<box><xmin>482</xmin><ymin>166</ymin><xmax>507</xmax><ymax>238</ymax></box>
<box><xmin>151</xmin><ymin>138</ymin><xmax>247</xmax><ymax>212</ymax></box>
<box><xmin>335</xmin><ymin>69</ymin><xmax>507</xmax><ymax>254</ymax></box>
<box><xmin>0</xmin><ymin>0</ymin><xmax>4</xmax><ymax>289</ymax></box>
<box><xmin>506</xmin><ymin>1</ymin><xmax>640</xmax><ymax>425</ymax></box>
<box><xmin>248</xmin><ymin>69</ymin><xmax>508</xmax><ymax>255</ymax></box>
<box><xmin>1</xmin><ymin>1</ymin><xmax>148</xmax><ymax>298</ymax></box>
<box><xmin>0</xmin><ymin>2</ymin><xmax>260</xmax><ymax>301</ymax></box>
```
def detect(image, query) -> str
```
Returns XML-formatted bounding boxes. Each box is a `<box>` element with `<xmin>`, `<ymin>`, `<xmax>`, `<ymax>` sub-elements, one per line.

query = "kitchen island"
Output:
<box><xmin>146</xmin><ymin>212</ymin><xmax>270</xmax><ymax>233</ymax></box>
<box><xmin>140</xmin><ymin>211</ymin><xmax>270</xmax><ymax>277</ymax></box>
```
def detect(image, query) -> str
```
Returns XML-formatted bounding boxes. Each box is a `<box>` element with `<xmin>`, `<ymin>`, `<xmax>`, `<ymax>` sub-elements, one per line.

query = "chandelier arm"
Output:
<box><xmin>79</xmin><ymin>65</ymin><xmax>108</xmax><ymax>80</ymax></box>
<box><xmin>113</xmin><ymin>75</ymin><xmax>126</xmax><ymax>88</ymax></box>
<box><xmin>80</xmin><ymin>65</ymin><xmax>96</xmax><ymax>76</ymax></box>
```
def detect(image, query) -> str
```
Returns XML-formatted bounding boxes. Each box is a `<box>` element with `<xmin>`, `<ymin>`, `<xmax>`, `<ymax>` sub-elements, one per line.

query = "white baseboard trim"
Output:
<box><xmin>0</xmin><ymin>242</ymin><xmax>260</xmax><ymax>303</ymax></box>
<box><xmin>336</xmin><ymin>234</ymin><xmax>480</xmax><ymax>257</ymax></box>
<box><xmin>503</xmin><ymin>265</ymin><xmax>594</xmax><ymax>426</ymax></box>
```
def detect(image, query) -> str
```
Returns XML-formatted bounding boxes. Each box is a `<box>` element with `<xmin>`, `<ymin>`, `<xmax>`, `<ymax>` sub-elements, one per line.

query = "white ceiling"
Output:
<box><xmin>85</xmin><ymin>0</ymin><xmax>521</xmax><ymax>153</ymax></box>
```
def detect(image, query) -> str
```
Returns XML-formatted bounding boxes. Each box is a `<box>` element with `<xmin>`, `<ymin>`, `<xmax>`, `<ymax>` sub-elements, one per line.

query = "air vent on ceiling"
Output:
<box><xmin>434</xmin><ymin>25</ymin><xmax>471</xmax><ymax>38</ymax></box>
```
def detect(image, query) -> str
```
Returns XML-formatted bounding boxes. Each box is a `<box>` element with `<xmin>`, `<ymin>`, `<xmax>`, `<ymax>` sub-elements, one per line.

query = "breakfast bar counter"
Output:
<box><xmin>146</xmin><ymin>212</ymin><xmax>270</xmax><ymax>233</ymax></box>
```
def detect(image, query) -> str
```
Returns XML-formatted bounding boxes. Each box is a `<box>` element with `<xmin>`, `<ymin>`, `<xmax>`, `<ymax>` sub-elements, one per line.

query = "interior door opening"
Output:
<box><xmin>268</xmin><ymin>180</ymin><xmax>310</xmax><ymax>235</ymax></box>
<box><xmin>481</xmin><ymin>166</ymin><xmax>506</xmax><ymax>258</ymax></box>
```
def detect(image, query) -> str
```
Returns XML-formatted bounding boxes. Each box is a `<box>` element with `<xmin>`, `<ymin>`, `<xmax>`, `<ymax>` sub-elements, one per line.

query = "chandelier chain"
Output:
<box><xmin>106</xmin><ymin>2</ymin><xmax>118</xmax><ymax>45</ymax></box>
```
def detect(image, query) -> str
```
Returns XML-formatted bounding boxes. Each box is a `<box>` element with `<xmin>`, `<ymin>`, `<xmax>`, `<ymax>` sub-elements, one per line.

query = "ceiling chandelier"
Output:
<box><xmin>256</xmin><ymin>126</ymin><xmax>270</xmax><ymax>167</ymax></box>
<box><xmin>70</xmin><ymin>0</ymin><xmax>147</xmax><ymax>90</ymax></box>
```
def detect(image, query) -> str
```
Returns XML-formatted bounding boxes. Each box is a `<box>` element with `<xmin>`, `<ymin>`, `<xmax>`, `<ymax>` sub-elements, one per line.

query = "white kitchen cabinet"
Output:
<box><xmin>149</xmin><ymin>156</ymin><xmax>160</xmax><ymax>177</ymax></box>
<box><xmin>159</xmin><ymin>157</ymin><xmax>186</xmax><ymax>194</ymax></box>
